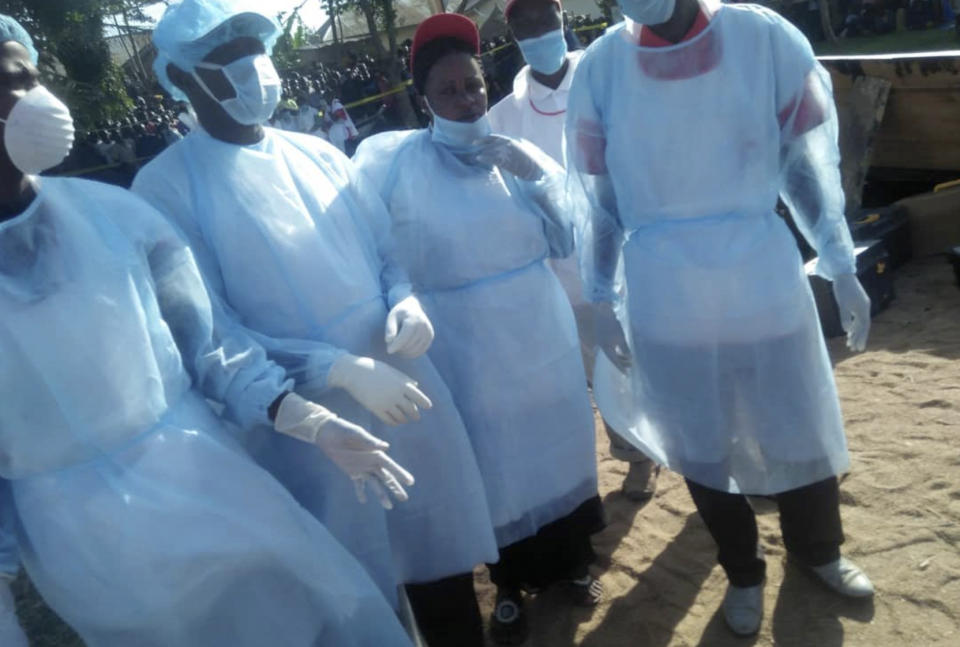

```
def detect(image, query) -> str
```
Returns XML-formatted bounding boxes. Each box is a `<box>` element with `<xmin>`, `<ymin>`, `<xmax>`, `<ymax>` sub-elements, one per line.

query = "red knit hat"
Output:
<box><xmin>410</xmin><ymin>13</ymin><xmax>480</xmax><ymax>73</ymax></box>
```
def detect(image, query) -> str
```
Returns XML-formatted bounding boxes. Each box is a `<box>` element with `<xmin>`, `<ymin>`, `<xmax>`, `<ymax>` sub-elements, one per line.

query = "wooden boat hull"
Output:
<box><xmin>821</xmin><ymin>51</ymin><xmax>960</xmax><ymax>174</ymax></box>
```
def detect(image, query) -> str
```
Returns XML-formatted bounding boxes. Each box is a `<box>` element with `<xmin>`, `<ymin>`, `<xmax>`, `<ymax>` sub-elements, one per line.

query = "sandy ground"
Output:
<box><xmin>472</xmin><ymin>255</ymin><xmax>960</xmax><ymax>647</ymax></box>
<box><xmin>16</xmin><ymin>257</ymin><xmax>960</xmax><ymax>646</ymax></box>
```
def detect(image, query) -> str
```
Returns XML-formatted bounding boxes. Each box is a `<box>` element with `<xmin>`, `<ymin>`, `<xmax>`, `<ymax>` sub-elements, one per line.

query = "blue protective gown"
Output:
<box><xmin>132</xmin><ymin>128</ymin><xmax>498</xmax><ymax>588</ymax></box>
<box><xmin>353</xmin><ymin>129</ymin><xmax>598</xmax><ymax>547</ymax></box>
<box><xmin>0</xmin><ymin>482</ymin><xmax>17</xmax><ymax>578</ymax></box>
<box><xmin>566</xmin><ymin>3</ymin><xmax>855</xmax><ymax>494</ymax></box>
<box><xmin>0</xmin><ymin>177</ymin><xmax>411</xmax><ymax>647</ymax></box>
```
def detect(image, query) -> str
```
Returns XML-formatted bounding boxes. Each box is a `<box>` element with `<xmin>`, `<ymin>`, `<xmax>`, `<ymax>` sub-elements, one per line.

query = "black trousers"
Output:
<box><xmin>488</xmin><ymin>495</ymin><xmax>605</xmax><ymax>591</ymax></box>
<box><xmin>685</xmin><ymin>477</ymin><xmax>845</xmax><ymax>587</ymax></box>
<box><xmin>406</xmin><ymin>572</ymin><xmax>484</xmax><ymax>647</ymax></box>
<box><xmin>405</xmin><ymin>497</ymin><xmax>604</xmax><ymax>646</ymax></box>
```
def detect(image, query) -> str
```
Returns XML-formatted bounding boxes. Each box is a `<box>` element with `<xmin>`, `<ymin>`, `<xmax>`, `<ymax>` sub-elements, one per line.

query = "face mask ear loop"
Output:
<box><xmin>191</xmin><ymin>63</ymin><xmax>231</xmax><ymax>106</ymax></box>
<box><xmin>423</xmin><ymin>98</ymin><xmax>439</xmax><ymax>129</ymax></box>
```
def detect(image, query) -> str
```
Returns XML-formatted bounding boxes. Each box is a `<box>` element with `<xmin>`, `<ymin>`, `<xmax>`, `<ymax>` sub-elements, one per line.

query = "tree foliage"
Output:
<box><xmin>340</xmin><ymin>0</ymin><xmax>417</xmax><ymax>126</ymax></box>
<box><xmin>0</xmin><ymin>0</ymin><xmax>165</xmax><ymax>129</ymax></box>
<box><xmin>274</xmin><ymin>1</ymin><xmax>311</xmax><ymax>72</ymax></box>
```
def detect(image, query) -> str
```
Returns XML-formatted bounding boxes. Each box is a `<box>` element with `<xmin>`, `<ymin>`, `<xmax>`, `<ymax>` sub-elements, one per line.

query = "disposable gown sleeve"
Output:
<box><xmin>773</xmin><ymin>18</ymin><xmax>856</xmax><ymax>281</ymax></box>
<box><xmin>563</xmin><ymin>53</ymin><xmax>625</xmax><ymax>303</ymax></box>
<box><xmin>338</xmin><ymin>141</ymin><xmax>415</xmax><ymax>306</ymax></box>
<box><xmin>132</xmin><ymin>164</ymin><xmax>348</xmax><ymax>394</ymax></box>
<box><xmin>142</xmin><ymin>208</ymin><xmax>293</xmax><ymax>430</ymax></box>
<box><xmin>506</xmin><ymin>138</ymin><xmax>579</xmax><ymax>259</ymax></box>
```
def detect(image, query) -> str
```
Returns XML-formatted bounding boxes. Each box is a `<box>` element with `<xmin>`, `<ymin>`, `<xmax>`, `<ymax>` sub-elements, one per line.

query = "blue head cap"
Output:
<box><xmin>152</xmin><ymin>0</ymin><xmax>281</xmax><ymax>102</ymax></box>
<box><xmin>0</xmin><ymin>14</ymin><xmax>38</xmax><ymax>65</ymax></box>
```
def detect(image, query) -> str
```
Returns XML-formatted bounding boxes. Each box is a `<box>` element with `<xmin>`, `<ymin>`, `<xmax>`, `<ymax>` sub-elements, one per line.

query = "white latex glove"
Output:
<box><xmin>274</xmin><ymin>393</ymin><xmax>415</xmax><ymax>509</ymax></box>
<box><xmin>328</xmin><ymin>353</ymin><xmax>433</xmax><ymax>426</ymax></box>
<box><xmin>595</xmin><ymin>302</ymin><xmax>632</xmax><ymax>373</ymax></box>
<box><xmin>473</xmin><ymin>134</ymin><xmax>545</xmax><ymax>181</ymax></box>
<box><xmin>385</xmin><ymin>295</ymin><xmax>434</xmax><ymax>358</ymax></box>
<box><xmin>832</xmin><ymin>272</ymin><xmax>871</xmax><ymax>352</ymax></box>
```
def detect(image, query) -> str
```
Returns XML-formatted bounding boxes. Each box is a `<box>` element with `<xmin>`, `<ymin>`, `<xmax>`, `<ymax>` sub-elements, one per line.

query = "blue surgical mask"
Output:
<box><xmin>517</xmin><ymin>28</ymin><xmax>568</xmax><ymax>75</ymax></box>
<box><xmin>618</xmin><ymin>0</ymin><xmax>677</xmax><ymax>26</ymax></box>
<box><xmin>193</xmin><ymin>54</ymin><xmax>281</xmax><ymax>126</ymax></box>
<box><xmin>430</xmin><ymin>111</ymin><xmax>492</xmax><ymax>151</ymax></box>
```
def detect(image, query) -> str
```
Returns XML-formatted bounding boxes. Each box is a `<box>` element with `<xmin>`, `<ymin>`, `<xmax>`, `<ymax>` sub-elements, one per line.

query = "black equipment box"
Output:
<box><xmin>806</xmin><ymin>239</ymin><xmax>895</xmax><ymax>339</ymax></box>
<box><xmin>949</xmin><ymin>246</ymin><xmax>960</xmax><ymax>288</ymax></box>
<box><xmin>848</xmin><ymin>205</ymin><xmax>912</xmax><ymax>269</ymax></box>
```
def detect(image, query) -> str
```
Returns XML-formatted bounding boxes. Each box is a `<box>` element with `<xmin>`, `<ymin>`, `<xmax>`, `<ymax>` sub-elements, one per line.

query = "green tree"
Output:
<box><xmin>0</xmin><ymin>0</ymin><xmax>141</xmax><ymax>129</ymax></box>
<box><xmin>344</xmin><ymin>0</ymin><xmax>418</xmax><ymax>127</ymax></box>
<box><xmin>103</xmin><ymin>0</ymin><xmax>167</xmax><ymax>94</ymax></box>
<box><xmin>274</xmin><ymin>1</ymin><xmax>312</xmax><ymax>72</ymax></box>
<box><xmin>819</xmin><ymin>0</ymin><xmax>839</xmax><ymax>44</ymax></box>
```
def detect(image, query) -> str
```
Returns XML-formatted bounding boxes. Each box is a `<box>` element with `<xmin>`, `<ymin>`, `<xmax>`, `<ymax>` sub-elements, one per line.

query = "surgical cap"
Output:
<box><xmin>152</xmin><ymin>0</ymin><xmax>281</xmax><ymax>102</ymax></box>
<box><xmin>0</xmin><ymin>14</ymin><xmax>38</xmax><ymax>65</ymax></box>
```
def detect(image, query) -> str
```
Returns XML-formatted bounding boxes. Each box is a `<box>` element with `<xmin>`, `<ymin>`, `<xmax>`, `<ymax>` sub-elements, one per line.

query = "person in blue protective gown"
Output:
<box><xmin>0</xmin><ymin>14</ymin><xmax>414</xmax><ymax>646</ymax></box>
<box><xmin>488</xmin><ymin>0</ymin><xmax>662</xmax><ymax>503</ymax></box>
<box><xmin>353</xmin><ymin>13</ymin><xmax>604</xmax><ymax>646</ymax></box>
<box><xmin>565</xmin><ymin>0</ymin><xmax>875</xmax><ymax>636</ymax></box>
<box><xmin>0</xmin><ymin>482</ymin><xmax>27</xmax><ymax>647</ymax></box>
<box><xmin>131</xmin><ymin>2</ymin><xmax>499</xmax><ymax>645</ymax></box>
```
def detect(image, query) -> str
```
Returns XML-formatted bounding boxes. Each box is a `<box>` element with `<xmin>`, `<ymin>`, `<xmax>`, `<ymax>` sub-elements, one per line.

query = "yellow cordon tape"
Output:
<box><xmin>57</xmin><ymin>154</ymin><xmax>158</xmax><ymax>177</ymax></box>
<box><xmin>342</xmin><ymin>22</ymin><xmax>608</xmax><ymax>110</ymax></box>
<box><xmin>344</xmin><ymin>81</ymin><xmax>412</xmax><ymax>109</ymax></box>
<box><xmin>60</xmin><ymin>23</ymin><xmax>612</xmax><ymax>175</ymax></box>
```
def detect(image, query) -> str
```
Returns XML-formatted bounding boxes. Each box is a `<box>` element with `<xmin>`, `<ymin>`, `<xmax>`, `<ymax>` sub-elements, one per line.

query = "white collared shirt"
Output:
<box><xmin>488</xmin><ymin>51</ymin><xmax>586</xmax><ymax>307</ymax></box>
<box><xmin>488</xmin><ymin>50</ymin><xmax>583</xmax><ymax>165</ymax></box>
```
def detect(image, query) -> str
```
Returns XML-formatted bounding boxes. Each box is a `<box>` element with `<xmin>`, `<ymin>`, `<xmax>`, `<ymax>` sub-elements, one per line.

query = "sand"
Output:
<box><xmin>16</xmin><ymin>257</ymin><xmax>960</xmax><ymax>646</ymax></box>
<box><xmin>472</xmin><ymin>256</ymin><xmax>960</xmax><ymax>647</ymax></box>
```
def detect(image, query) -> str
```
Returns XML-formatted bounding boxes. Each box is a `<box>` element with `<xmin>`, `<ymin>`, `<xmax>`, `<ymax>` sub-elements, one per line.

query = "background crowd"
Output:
<box><xmin>46</xmin><ymin>10</ymin><xmax>609</xmax><ymax>185</ymax></box>
<box><xmin>772</xmin><ymin>0</ymin><xmax>956</xmax><ymax>40</ymax></box>
<box><xmin>43</xmin><ymin>0</ymin><xmax>953</xmax><ymax>185</ymax></box>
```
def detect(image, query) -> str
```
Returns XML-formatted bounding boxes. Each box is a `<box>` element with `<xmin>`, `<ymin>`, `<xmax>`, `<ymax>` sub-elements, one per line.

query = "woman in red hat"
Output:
<box><xmin>354</xmin><ymin>12</ymin><xmax>604</xmax><ymax>646</ymax></box>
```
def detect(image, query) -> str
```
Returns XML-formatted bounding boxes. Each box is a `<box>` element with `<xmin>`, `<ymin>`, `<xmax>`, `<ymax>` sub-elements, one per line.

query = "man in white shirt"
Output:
<box><xmin>489</xmin><ymin>0</ymin><xmax>659</xmax><ymax>501</ymax></box>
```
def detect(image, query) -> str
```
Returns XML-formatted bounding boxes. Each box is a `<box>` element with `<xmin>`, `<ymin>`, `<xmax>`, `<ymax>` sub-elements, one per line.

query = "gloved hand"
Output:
<box><xmin>595</xmin><ymin>301</ymin><xmax>632</xmax><ymax>373</ymax></box>
<box><xmin>274</xmin><ymin>393</ymin><xmax>415</xmax><ymax>509</ymax></box>
<box><xmin>832</xmin><ymin>272</ymin><xmax>871</xmax><ymax>352</ymax></box>
<box><xmin>473</xmin><ymin>134</ymin><xmax>545</xmax><ymax>181</ymax></box>
<box><xmin>385</xmin><ymin>295</ymin><xmax>434</xmax><ymax>358</ymax></box>
<box><xmin>328</xmin><ymin>353</ymin><xmax>433</xmax><ymax>426</ymax></box>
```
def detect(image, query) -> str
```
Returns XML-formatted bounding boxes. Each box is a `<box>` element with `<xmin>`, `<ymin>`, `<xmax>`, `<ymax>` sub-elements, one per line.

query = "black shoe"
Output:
<box><xmin>490</xmin><ymin>588</ymin><xmax>528</xmax><ymax>645</ymax></box>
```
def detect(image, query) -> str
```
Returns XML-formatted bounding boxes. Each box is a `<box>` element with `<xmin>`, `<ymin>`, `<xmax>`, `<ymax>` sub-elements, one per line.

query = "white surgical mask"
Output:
<box><xmin>618</xmin><ymin>0</ymin><xmax>677</xmax><ymax>26</ymax></box>
<box><xmin>193</xmin><ymin>54</ymin><xmax>281</xmax><ymax>125</ymax></box>
<box><xmin>517</xmin><ymin>28</ymin><xmax>569</xmax><ymax>75</ymax></box>
<box><xmin>0</xmin><ymin>85</ymin><xmax>75</xmax><ymax>175</ymax></box>
<box><xmin>427</xmin><ymin>99</ymin><xmax>492</xmax><ymax>151</ymax></box>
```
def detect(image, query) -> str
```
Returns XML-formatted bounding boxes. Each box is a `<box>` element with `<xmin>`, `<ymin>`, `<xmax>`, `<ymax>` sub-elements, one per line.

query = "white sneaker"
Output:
<box><xmin>0</xmin><ymin>579</ymin><xmax>28</xmax><ymax>647</ymax></box>
<box><xmin>722</xmin><ymin>583</ymin><xmax>763</xmax><ymax>636</ymax></box>
<box><xmin>810</xmin><ymin>557</ymin><xmax>875</xmax><ymax>598</ymax></box>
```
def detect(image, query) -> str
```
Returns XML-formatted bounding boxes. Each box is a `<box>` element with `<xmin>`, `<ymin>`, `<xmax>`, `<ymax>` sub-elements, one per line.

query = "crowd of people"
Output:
<box><xmin>40</xmin><ymin>0</ymin><xmax>960</xmax><ymax>187</ymax></box>
<box><xmin>47</xmin><ymin>10</ymin><xmax>610</xmax><ymax>184</ymax></box>
<box><xmin>777</xmin><ymin>0</ymin><xmax>956</xmax><ymax>41</ymax></box>
<box><xmin>0</xmin><ymin>0</ymin><xmax>880</xmax><ymax>646</ymax></box>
